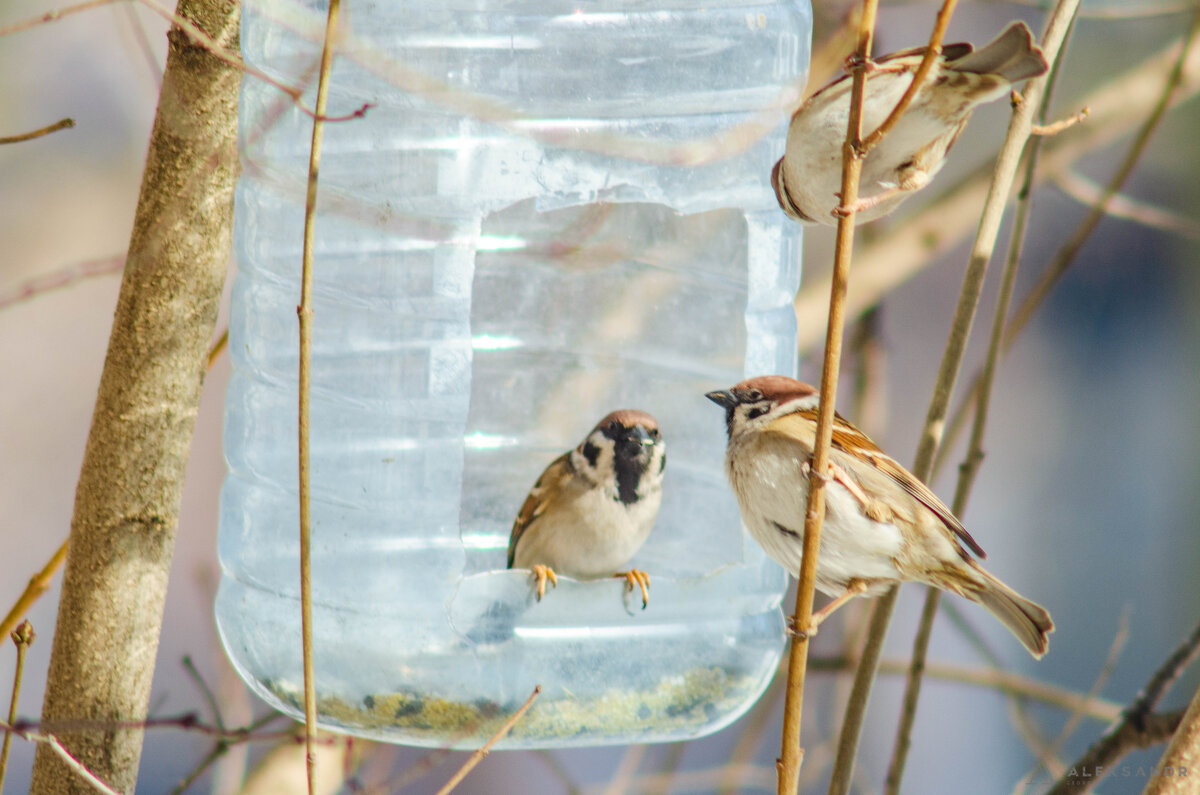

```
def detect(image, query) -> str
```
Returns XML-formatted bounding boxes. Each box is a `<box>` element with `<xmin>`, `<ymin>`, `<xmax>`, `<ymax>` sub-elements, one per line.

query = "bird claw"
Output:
<box><xmin>531</xmin><ymin>564</ymin><xmax>558</xmax><ymax>601</ymax></box>
<box><xmin>615</xmin><ymin>569</ymin><xmax>651</xmax><ymax>609</ymax></box>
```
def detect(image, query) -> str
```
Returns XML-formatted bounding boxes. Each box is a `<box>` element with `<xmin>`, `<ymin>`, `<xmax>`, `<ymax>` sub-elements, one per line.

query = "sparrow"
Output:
<box><xmin>507</xmin><ymin>409</ymin><xmax>666</xmax><ymax>609</ymax></box>
<box><xmin>772</xmin><ymin>21</ymin><xmax>1049</xmax><ymax>225</ymax></box>
<box><xmin>706</xmin><ymin>376</ymin><xmax>1053</xmax><ymax>658</ymax></box>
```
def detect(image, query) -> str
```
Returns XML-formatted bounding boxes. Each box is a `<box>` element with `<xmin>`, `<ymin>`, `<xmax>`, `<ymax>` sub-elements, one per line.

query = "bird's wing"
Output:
<box><xmin>507</xmin><ymin>452</ymin><xmax>574</xmax><ymax>568</ymax></box>
<box><xmin>800</xmin><ymin>409</ymin><xmax>988</xmax><ymax>559</ymax></box>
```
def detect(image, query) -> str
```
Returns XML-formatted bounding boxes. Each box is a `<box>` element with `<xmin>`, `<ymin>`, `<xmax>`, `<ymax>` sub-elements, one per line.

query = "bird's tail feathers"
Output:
<box><xmin>949</xmin><ymin>22</ymin><xmax>1048</xmax><ymax>84</ymax></box>
<box><xmin>966</xmin><ymin>561</ymin><xmax>1054</xmax><ymax>659</ymax></box>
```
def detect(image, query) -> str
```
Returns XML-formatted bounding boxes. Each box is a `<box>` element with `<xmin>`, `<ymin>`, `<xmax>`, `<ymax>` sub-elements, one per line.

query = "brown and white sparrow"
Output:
<box><xmin>507</xmin><ymin>409</ymin><xmax>666</xmax><ymax>608</ymax></box>
<box><xmin>706</xmin><ymin>376</ymin><xmax>1053</xmax><ymax>657</ymax></box>
<box><xmin>772</xmin><ymin>21</ymin><xmax>1048</xmax><ymax>225</ymax></box>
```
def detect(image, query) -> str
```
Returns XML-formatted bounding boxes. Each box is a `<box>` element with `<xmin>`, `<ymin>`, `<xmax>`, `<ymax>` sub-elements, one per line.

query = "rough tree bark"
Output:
<box><xmin>30</xmin><ymin>0</ymin><xmax>239</xmax><ymax>791</ymax></box>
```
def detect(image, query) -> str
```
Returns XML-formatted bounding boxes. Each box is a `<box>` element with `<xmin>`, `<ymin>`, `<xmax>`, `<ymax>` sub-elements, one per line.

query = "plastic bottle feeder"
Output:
<box><xmin>217</xmin><ymin>0</ymin><xmax>812</xmax><ymax>748</ymax></box>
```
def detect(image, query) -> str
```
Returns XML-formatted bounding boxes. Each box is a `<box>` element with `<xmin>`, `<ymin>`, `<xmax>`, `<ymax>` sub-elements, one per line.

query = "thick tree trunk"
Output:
<box><xmin>30</xmin><ymin>1</ymin><xmax>239</xmax><ymax>791</ymax></box>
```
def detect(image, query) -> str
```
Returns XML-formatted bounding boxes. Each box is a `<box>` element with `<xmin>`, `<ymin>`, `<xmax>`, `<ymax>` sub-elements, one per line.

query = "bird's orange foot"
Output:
<box><xmin>531</xmin><ymin>564</ymin><xmax>558</xmax><ymax>601</ymax></box>
<box><xmin>615</xmin><ymin>569</ymin><xmax>651</xmax><ymax>609</ymax></box>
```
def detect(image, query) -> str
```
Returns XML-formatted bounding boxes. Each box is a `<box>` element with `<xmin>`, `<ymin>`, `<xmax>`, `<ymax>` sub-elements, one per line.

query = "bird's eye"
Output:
<box><xmin>608</xmin><ymin>421</ymin><xmax>622</xmax><ymax>433</ymax></box>
<box><xmin>746</xmin><ymin>406</ymin><xmax>768</xmax><ymax>420</ymax></box>
<box><xmin>746</xmin><ymin>389</ymin><xmax>763</xmax><ymax>402</ymax></box>
<box><xmin>648</xmin><ymin>427</ymin><xmax>660</xmax><ymax>439</ymax></box>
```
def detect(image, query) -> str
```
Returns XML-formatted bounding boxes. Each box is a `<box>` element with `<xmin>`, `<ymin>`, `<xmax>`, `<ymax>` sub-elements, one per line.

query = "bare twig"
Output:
<box><xmin>0</xmin><ymin>117</ymin><xmax>75</xmax><ymax>145</ymax></box>
<box><xmin>879</xmin><ymin>5</ymin><xmax>1082</xmax><ymax>790</ymax></box>
<box><xmin>989</xmin><ymin>0</ymin><xmax>1195</xmax><ymax>18</ymax></box>
<box><xmin>1030</xmin><ymin>107</ymin><xmax>1089</xmax><ymax>135</ymax></box>
<box><xmin>720</xmin><ymin>657</ymin><xmax>787</xmax><ymax>795</ymax></box>
<box><xmin>812</xmin><ymin>655</ymin><xmax>1121</xmax><ymax>719</ymax></box>
<box><xmin>165</xmin><ymin>711</ymin><xmax>283</xmax><ymax>795</ymax></box>
<box><xmin>25</xmin><ymin>731</ymin><xmax>122</xmax><ymax>795</ymax></box>
<box><xmin>860</xmin><ymin>0</ymin><xmax>959</xmax><ymax>151</ymax></box>
<box><xmin>532</xmin><ymin>750</ymin><xmax>580</xmax><ymax>795</ymax></box>
<box><xmin>1047</xmin><ymin>617</ymin><xmax>1200</xmax><ymax>794</ymax></box>
<box><xmin>0</xmin><ymin>622</ymin><xmax>35</xmax><ymax>790</ymax></box>
<box><xmin>0</xmin><ymin>0</ymin><xmax>368</xmax><ymax>123</ymax></box>
<box><xmin>934</xmin><ymin>2</ymin><xmax>1200</xmax><ymax>481</ymax></box>
<box><xmin>1054</xmin><ymin>168</ymin><xmax>1200</xmax><ymax>238</ymax></box>
<box><xmin>1147</xmin><ymin>693</ymin><xmax>1200</xmax><ymax>794</ymax></box>
<box><xmin>892</xmin><ymin>18</ymin><xmax>1080</xmax><ymax>783</ymax></box>
<box><xmin>207</xmin><ymin>327</ymin><xmax>229</xmax><ymax>370</ymax></box>
<box><xmin>298</xmin><ymin>0</ymin><xmax>343</xmax><ymax>791</ymax></box>
<box><xmin>114</xmin><ymin>2</ymin><xmax>163</xmax><ymax>90</ymax></box>
<box><xmin>604</xmin><ymin>744</ymin><xmax>648</xmax><ymax>795</ymax></box>
<box><xmin>1016</xmin><ymin>612</ymin><xmax>1129</xmax><ymax>791</ymax></box>
<box><xmin>0</xmin><ymin>541</ymin><xmax>67</xmax><ymax>639</ymax></box>
<box><xmin>433</xmin><ymin>686</ymin><xmax>541</xmax><ymax>795</ymax></box>
<box><xmin>0</xmin><ymin>256</ymin><xmax>124</xmax><ymax>312</ymax></box>
<box><xmin>777</xmin><ymin>1</ymin><xmax>877</xmax><ymax>791</ymax></box>
<box><xmin>581</xmin><ymin>763</ymin><xmax>776</xmax><ymax>795</ymax></box>
<box><xmin>937</xmin><ymin>602</ymin><xmax>1058</xmax><ymax>752</ymax></box>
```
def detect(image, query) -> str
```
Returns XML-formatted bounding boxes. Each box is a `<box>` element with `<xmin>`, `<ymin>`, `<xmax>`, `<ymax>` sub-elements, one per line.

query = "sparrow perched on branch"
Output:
<box><xmin>706</xmin><ymin>376</ymin><xmax>1053</xmax><ymax>658</ymax></box>
<box><xmin>772</xmin><ymin>21</ymin><xmax>1049</xmax><ymax>225</ymax></box>
<box><xmin>507</xmin><ymin>410</ymin><xmax>666</xmax><ymax>608</ymax></box>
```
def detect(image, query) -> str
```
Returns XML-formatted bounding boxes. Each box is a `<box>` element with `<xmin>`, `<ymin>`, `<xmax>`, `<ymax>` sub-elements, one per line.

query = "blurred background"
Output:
<box><xmin>2</xmin><ymin>0</ymin><xmax>1200</xmax><ymax>792</ymax></box>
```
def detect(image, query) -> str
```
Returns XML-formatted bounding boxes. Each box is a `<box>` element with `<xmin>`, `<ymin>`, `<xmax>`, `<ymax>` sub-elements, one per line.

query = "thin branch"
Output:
<box><xmin>532</xmin><ymin>750</ymin><xmax>579</xmax><ymax>795</ymax></box>
<box><xmin>1054</xmin><ymin>168</ymin><xmax>1200</xmax><ymax>238</ymax></box>
<box><xmin>720</xmin><ymin>657</ymin><xmax>787</xmax><ymax>795</ymax></box>
<box><xmin>778</xmin><ymin>0</ymin><xmax>877</xmax><ymax>791</ymax></box>
<box><xmin>811</xmin><ymin>656</ymin><xmax>1121</xmax><ymax>720</ymax></box>
<box><xmin>0</xmin><ymin>622</ymin><xmax>35</xmax><ymax>790</ymax></box>
<box><xmin>604</xmin><ymin>744</ymin><xmax>648</xmax><ymax>795</ymax></box>
<box><xmin>433</xmin><ymin>686</ymin><xmax>541</xmax><ymax>795</ymax></box>
<box><xmin>165</xmin><ymin>711</ymin><xmax>285</xmax><ymax>795</ymax></box>
<box><xmin>654</xmin><ymin>744</ymin><xmax>686</xmax><ymax>794</ymax></box>
<box><xmin>1046</xmin><ymin>616</ymin><xmax>1200</xmax><ymax>794</ymax></box>
<box><xmin>1046</xmin><ymin>710</ymin><xmax>1187</xmax><ymax>794</ymax></box>
<box><xmin>1147</xmin><ymin>693</ymin><xmax>1200</xmax><ymax>794</ymax></box>
<box><xmin>1030</xmin><ymin>107</ymin><xmax>1089</xmax><ymax>136</ymax></box>
<box><xmin>835</xmin><ymin>3</ymin><xmax>1083</xmax><ymax>792</ymax></box>
<box><xmin>934</xmin><ymin>2</ymin><xmax>1200</xmax><ymax>481</ymax></box>
<box><xmin>581</xmin><ymin>763</ymin><xmax>777</xmax><ymax>795</ymax></box>
<box><xmin>0</xmin><ymin>0</ymin><xmax>368</xmax><ymax>123</ymax></box>
<box><xmin>0</xmin><ymin>256</ymin><xmax>124</xmax><ymax>312</ymax></box>
<box><xmin>207</xmin><ymin>327</ymin><xmax>229</xmax><ymax>370</ymax></box>
<box><xmin>0</xmin><ymin>541</ymin><xmax>67</xmax><ymax>639</ymax></box>
<box><xmin>1016</xmin><ymin>611</ymin><xmax>1129</xmax><ymax>791</ymax></box>
<box><xmin>938</xmin><ymin>602</ymin><xmax>1058</xmax><ymax>751</ymax></box>
<box><xmin>23</xmin><ymin>731</ymin><xmax>122</xmax><ymax>795</ymax></box>
<box><xmin>15</xmin><ymin>711</ymin><xmax>294</xmax><ymax>743</ymax></box>
<box><xmin>988</xmin><ymin>0</ymin><xmax>1196</xmax><ymax>18</ymax></box>
<box><xmin>0</xmin><ymin>118</ymin><xmax>75</xmax><ymax>145</ymax></box>
<box><xmin>181</xmin><ymin>656</ymin><xmax>226</xmax><ymax>732</ymax></box>
<box><xmin>298</xmin><ymin>0</ymin><xmax>343</xmax><ymax>791</ymax></box>
<box><xmin>114</xmin><ymin>2</ymin><xmax>163</xmax><ymax>91</ymax></box>
<box><xmin>891</xmin><ymin>18</ymin><xmax>1080</xmax><ymax>783</ymax></box>
<box><xmin>860</xmin><ymin>0</ymin><xmax>958</xmax><ymax>152</ymax></box>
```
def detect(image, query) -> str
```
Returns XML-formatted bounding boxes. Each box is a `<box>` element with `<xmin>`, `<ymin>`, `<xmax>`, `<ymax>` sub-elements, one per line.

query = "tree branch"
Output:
<box><xmin>28</xmin><ymin>0</ymin><xmax>239</xmax><ymax>791</ymax></box>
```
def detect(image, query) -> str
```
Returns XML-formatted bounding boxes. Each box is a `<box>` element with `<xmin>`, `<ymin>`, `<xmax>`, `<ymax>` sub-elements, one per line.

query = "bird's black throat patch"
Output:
<box><xmin>613</xmin><ymin>454</ymin><xmax>644</xmax><ymax>505</ymax></box>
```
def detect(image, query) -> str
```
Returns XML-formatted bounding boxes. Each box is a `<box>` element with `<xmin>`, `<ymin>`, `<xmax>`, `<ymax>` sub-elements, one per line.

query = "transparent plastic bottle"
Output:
<box><xmin>217</xmin><ymin>0</ymin><xmax>811</xmax><ymax>748</ymax></box>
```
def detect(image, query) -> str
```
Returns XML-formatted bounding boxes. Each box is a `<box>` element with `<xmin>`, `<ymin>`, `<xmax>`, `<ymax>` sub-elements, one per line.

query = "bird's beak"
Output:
<box><xmin>705</xmin><ymin>389</ymin><xmax>737</xmax><ymax>409</ymax></box>
<box><xmin>630</xmin><ymin>425</ymin><xmax>654</xmax><ymax>446</ymax></box>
